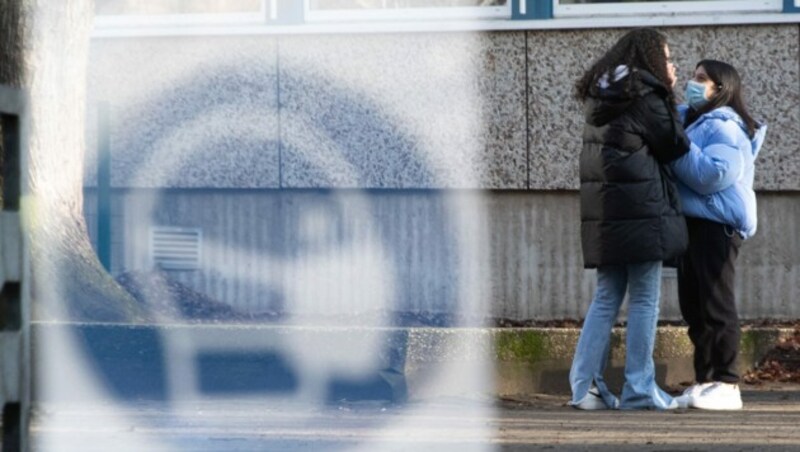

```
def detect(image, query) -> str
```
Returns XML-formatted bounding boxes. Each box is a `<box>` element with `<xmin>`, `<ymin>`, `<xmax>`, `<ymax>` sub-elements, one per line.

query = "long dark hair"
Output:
<box><xmin>576</xmin><ymin>28</ymin><xmax>674</xmax><ymax>103</ymax></box>
<box><xmin>684</xmin><ymin>59</ymin><xmax>758</xmax><ymax>138</ymax></box>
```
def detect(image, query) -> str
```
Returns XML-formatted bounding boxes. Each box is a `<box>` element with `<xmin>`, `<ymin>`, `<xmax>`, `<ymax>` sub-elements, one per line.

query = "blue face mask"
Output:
<box><xmin>684</xmin><ymin>80</ymin><xmax>709</xmax><ymax>109</ymax></box>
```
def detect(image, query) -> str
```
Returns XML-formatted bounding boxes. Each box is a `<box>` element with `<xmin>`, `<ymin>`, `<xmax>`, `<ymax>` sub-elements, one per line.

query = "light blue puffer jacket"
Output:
<box><xmin>670</xmin><ymin>105</ymin><xmax>766</xmax><ymax>239</ymax></box>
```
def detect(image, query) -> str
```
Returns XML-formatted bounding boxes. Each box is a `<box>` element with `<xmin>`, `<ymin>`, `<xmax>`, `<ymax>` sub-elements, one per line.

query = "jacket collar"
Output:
<box><xmin>586</xmin><ymin>68</ymin><xmax>669</xmax><ymax>126</ymax></box>
<box><xmin>680</xmin><ymin>105</ymin><xmax>767</xmax><ymax>157</ymax></box>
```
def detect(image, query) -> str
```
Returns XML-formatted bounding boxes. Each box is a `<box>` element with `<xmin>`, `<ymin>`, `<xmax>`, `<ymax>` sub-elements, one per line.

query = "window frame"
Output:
<box><xmin>93</xmin><ymin>0</ymin><xmax>274</xmax><ymax>30</ymax></box>
<box><xmin>553</xmin><ymin>0</ymin><xmax>781</xmax><ymax>18</ymax></box>
<box><xmin>89</xmin><ymin>0</ymin><xmax>800</xmax><ymax>37</ymax></box>
<box><xmin>302</xmin><ymin>1</ymin><xmax>512</xmax><ymax>23</ymax></box>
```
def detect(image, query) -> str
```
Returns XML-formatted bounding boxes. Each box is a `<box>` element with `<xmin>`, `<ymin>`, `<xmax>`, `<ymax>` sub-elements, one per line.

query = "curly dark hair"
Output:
<box><xmin>576</xmin><ymin>28</ymin><xmax>674</xmax><ymax>103</ymax></box>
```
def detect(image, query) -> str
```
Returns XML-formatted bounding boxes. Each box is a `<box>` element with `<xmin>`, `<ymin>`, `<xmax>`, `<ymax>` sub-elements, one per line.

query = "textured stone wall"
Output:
<box><xmin>527</xmin><ymin>25</ymin><xmax>799</xmax><ymax>190</ymax></box>
<box><xmin>87</xmin><ymin>33</ymin><xmax>528</xmax><ymax>189</ymax></box>
<box><xmin>87</xmin><ymin>25</ymin><xmax>800</xmax><ymax>190</ymax></box>
<box><xmin>86</xmin><ymin>37</ymin><xmax>281</xmax><ymax>188</ymax></box>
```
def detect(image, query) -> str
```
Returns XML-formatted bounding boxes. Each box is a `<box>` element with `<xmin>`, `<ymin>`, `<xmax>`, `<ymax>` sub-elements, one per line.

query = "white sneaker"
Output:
<box><xmin>691</xmin><ymin>382</ymin><xmax>743</xmax><ymax>410</ymax></box>
<box><xmin>572</xmin><ymin>387</ymin><xmax>615</xmax><ymax>410</ymax></box>
<box><xmin>674</xmin><ymin>382</ymin><xmax>715</xmax><ymax>409</ymax></box>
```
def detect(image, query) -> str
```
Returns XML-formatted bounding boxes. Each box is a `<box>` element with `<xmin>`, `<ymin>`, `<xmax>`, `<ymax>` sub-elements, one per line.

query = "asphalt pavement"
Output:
<box><xmin>27</xmin><ymin>382</ymin><xmax>800</xmax><ymax>451</ymax></box>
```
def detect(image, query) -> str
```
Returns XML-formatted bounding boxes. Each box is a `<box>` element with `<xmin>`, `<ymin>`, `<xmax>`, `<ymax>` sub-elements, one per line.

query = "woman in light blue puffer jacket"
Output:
<box><xmin>669</xmin><ymin>60</ymin><xmax>766</xmax><ymax>412</ymax></box>
<box><xmin>671</xmin><ymin>101</ymin><xmax>766</xmax><ymax>239</ymax></box>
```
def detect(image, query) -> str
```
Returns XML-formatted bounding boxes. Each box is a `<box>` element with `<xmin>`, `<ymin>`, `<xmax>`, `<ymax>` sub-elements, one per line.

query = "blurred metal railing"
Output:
<box><xmin>0</xmin><ymin>85</ymin><xmax>30</xmax><ymax>452</ymax></box>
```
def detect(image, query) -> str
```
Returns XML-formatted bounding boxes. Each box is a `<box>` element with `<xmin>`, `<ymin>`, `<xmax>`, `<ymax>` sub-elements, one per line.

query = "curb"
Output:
<box><xmin>32</xmin><ymin>323</ymin><xmax>795</xmax><ymax>402</ymax></box>
<box><xmin>477</xmin><ymin>326</ymin><xmax>794</xmax><ymax>395</ymax></box>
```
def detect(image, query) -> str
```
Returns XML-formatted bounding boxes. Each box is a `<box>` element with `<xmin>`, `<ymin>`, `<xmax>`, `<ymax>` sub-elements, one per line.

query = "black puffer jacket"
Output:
<box><xmin>580</xmin><ymin>69</ymin><xmax>690</xmax><ymax>268</ymax></box>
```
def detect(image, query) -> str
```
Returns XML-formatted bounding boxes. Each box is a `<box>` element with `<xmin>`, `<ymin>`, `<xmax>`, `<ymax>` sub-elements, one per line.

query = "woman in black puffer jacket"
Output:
<box><xmin>569</xmin><ymin>28</ymin><xmax>690</xmax><ymax>411</ymax></box>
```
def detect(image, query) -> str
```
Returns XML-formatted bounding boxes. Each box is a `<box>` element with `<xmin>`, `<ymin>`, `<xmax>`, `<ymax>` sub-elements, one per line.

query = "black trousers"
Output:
<box><xmin>678</xmin><ymin>217</ymin><xmax>743</xmax><ymax>384</ymax></box>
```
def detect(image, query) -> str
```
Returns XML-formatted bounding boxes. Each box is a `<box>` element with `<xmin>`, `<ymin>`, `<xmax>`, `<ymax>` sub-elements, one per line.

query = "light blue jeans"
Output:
<box><xmin>569</xmin><ymin>261</ymin><xmax>675</xmax><ymax>410</ymax></box>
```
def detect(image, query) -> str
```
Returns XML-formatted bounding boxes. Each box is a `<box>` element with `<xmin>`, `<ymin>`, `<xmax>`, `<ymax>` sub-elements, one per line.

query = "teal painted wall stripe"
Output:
<box><xmin>512</xmin><ymin>0</ymin><xmax>553</xmax><ymax>20</ymax></box>
<box><xmin>97</xmin><ymin>103</ymin><xmax>112</xmax><ymax>271</ymax></box>
<box><xmin>785</xmin><ymin>0</ymin><xmax>800</xmax><ymax>13</ymax></box>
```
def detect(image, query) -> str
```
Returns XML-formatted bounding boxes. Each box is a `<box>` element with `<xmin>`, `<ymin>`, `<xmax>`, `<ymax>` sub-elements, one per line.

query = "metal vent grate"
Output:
<box><xmin>149</xmin><ymin>226</ymin><xmax>202</xmax><ymax>270</ymax></box>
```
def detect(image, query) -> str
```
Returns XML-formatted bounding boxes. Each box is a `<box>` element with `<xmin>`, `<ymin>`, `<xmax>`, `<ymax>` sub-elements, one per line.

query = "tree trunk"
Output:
<box><xmin>1</xmin><ymin>0</ymin><xmax>147</xmax><ymax>322</ymax></box>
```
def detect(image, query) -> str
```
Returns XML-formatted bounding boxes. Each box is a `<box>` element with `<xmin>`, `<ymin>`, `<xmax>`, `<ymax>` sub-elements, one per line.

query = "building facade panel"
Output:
<box><xmin>82</xmin><ymin>24</ymin><xmax>800</xmax><ymax>321</ymax></box>
<box><xmin>86</xmin><ymin>36</ymin><xmax>281</xmax><ymax>188</ymax></box>
<box><xmin>84</xmin><ymin>191</ymin><xmax>799</xmax><ymax>320</ymax></box>
<box><xmin>278</xmin><ymin>32</ymin><xmax>528</xmax><ymax>189</ymax></box>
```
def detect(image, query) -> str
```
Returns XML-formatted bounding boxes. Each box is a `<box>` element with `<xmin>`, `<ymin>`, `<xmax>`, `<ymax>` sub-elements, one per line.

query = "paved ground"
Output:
<box><xmin>26</xmin><ymin>383</ymin><xmax>800</xmax><ymax>451</ymax></box>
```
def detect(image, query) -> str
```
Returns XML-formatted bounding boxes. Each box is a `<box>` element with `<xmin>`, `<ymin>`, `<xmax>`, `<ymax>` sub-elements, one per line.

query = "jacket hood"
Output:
<box><xmin>586</xmin><ymin>67</ymin><xmax>668</xmax><ymax>127</ymax></box>
<box><xmin>680</xmin><ymin>105</ymin><xmax>767</xmax><ymax>158</ymax></box>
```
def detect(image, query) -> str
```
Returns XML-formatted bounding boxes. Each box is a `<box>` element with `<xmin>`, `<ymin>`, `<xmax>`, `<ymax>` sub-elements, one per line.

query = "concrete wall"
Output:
<box><xmin>84</xmin><ymin>25</ymin><xmax>800</xmax><ymax>321</ymax></box>
<box><xmin>85</xmin><ymin>190</ymin><xmax>800</xmax><ymax>321</ymax></box>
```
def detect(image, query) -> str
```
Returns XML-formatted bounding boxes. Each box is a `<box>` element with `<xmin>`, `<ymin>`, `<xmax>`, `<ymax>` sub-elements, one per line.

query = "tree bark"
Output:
<box><xmin>1</xmin><ymin>0</ymin><xmax>147</xmax><ymax>322</ymax></box>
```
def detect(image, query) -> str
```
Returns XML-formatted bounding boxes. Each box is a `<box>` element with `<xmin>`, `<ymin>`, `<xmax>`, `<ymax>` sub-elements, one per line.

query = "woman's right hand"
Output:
<box><xmin>667</xmin><ymin>61</ymin><xmax>677</xmax><ymax>88</ymax></box>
